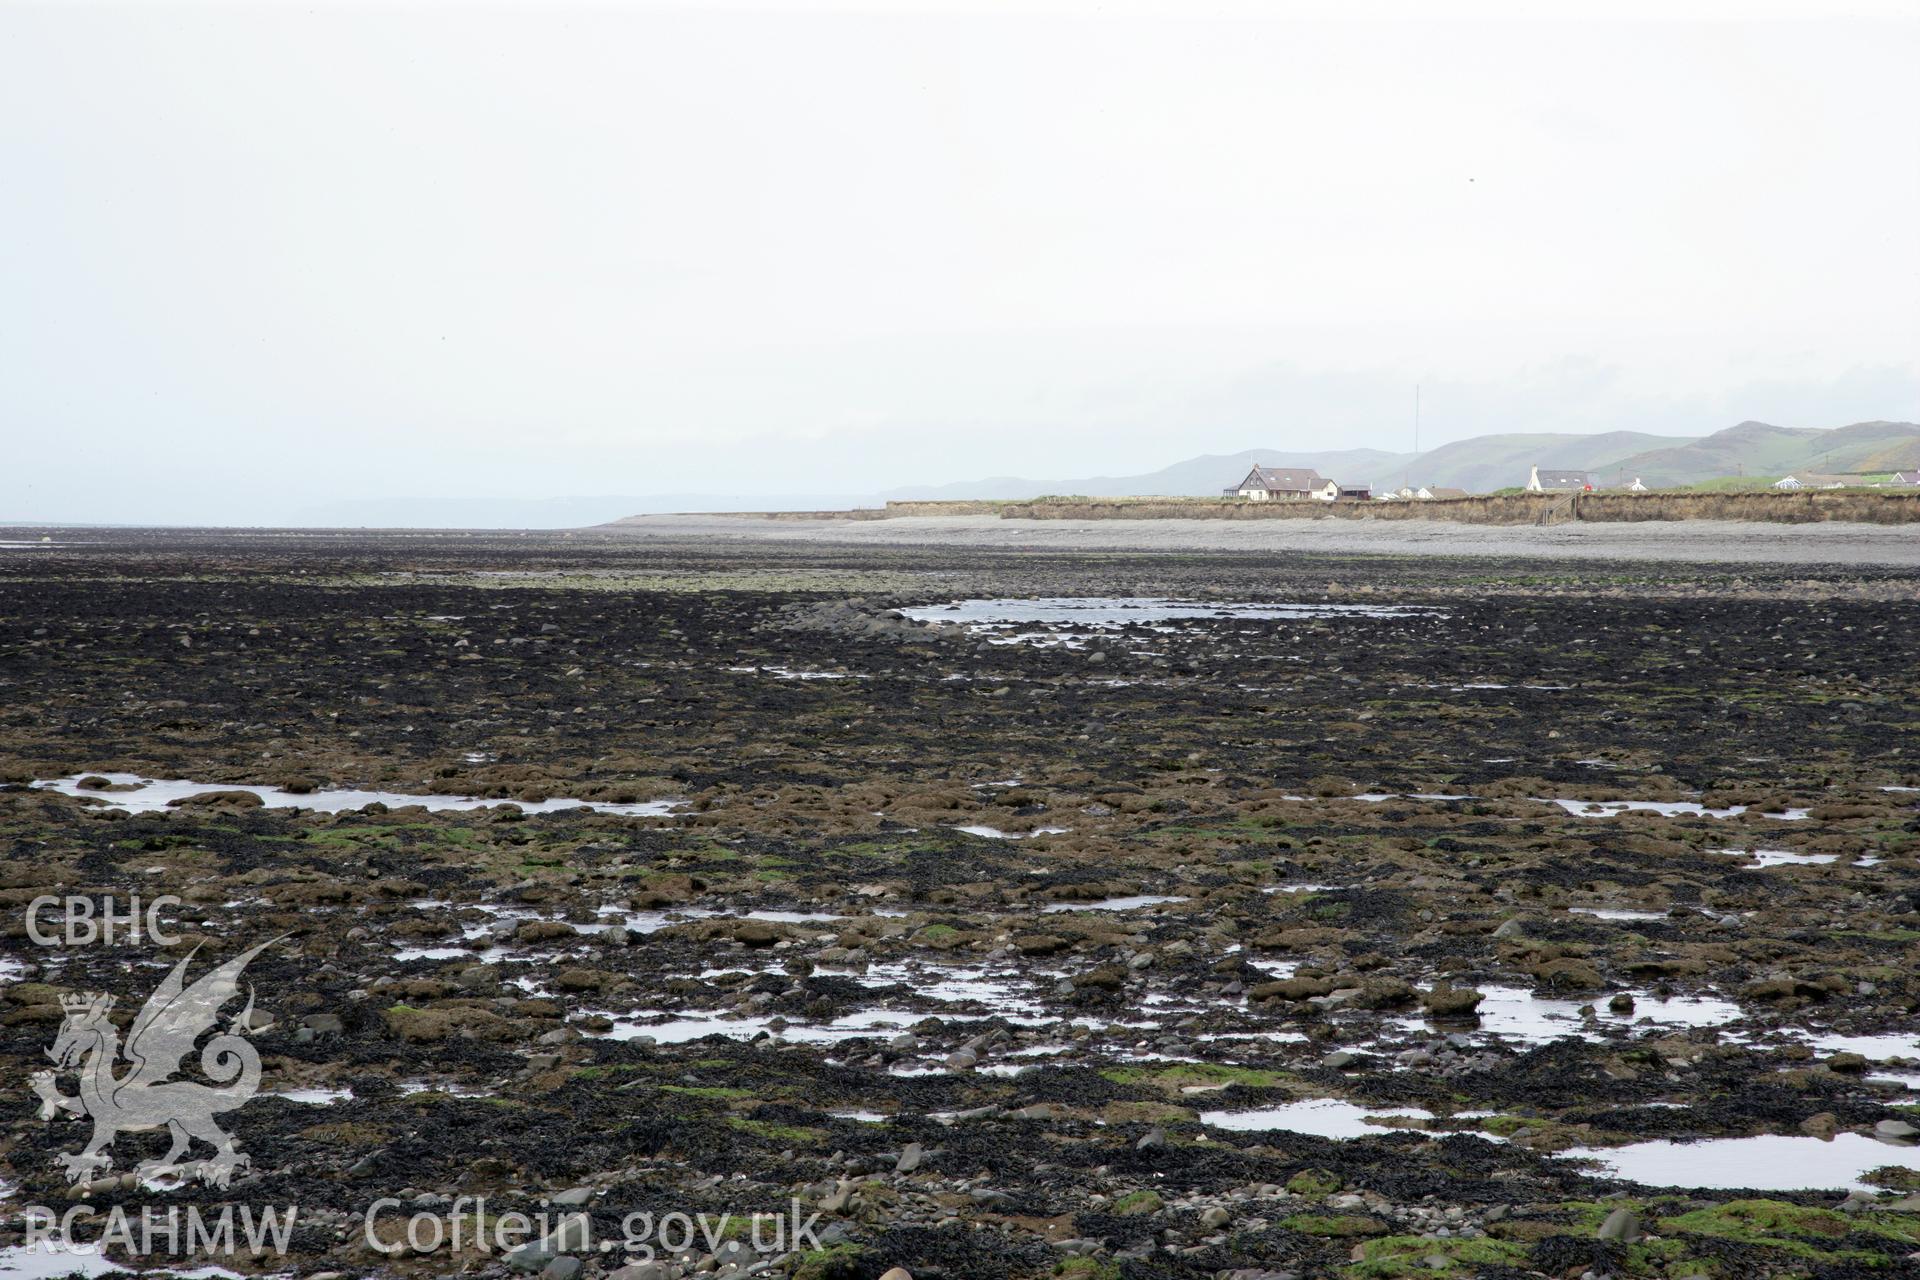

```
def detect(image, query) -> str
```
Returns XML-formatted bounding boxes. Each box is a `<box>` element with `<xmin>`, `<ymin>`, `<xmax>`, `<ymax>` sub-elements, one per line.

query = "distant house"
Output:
<box><xmin>1527</xmin><ymin>466</ymin><xmax>1593</xmax><ymax>492</ymax></box>
<box><xmin>1776</xmin><ymin>473</ymin><xmax>1874</xmax><ymax>491</ymax></box>
<box><xmin>1308</xmin><ymin>478</ymin><xmax>1373</xmax><ymax>502</ymax></box>
<box><xmin>1891</xmin><ymin>469</ymin><xmax>1920</xmax><ymax>486</ymax></box>
<box><xmin>1626</xmin><ymin>477</ymin><xmax>1648</xmax><ymax>493</ymax></box>
<box><xmin>1424</xmin><ymin>486</ymin><xmax>1468</xmax><ymax>500</ymax></box>
<box><xmin>1231</xmin><ymin>466</ymin><xmax>1327</xmax><ymax>501</ymax></box>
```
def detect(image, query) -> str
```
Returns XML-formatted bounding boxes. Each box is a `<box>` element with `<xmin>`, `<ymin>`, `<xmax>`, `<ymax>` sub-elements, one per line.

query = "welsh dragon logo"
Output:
<box><xmin>30</xmin><ymin>937</ymin><xmax>281</xmax><ymax>1188</ymax></box>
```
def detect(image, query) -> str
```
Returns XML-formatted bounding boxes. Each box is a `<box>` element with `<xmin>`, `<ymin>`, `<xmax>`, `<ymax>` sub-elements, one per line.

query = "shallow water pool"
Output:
<box><xmin>1561</xmin><ymin>1131</ymin><xmax>1920</xmax><ymax>1193</ymax></box>
<box><xmin>1391</xmin><ymin>984</ymin><xmax>1743</xmax><ymax>1046</ymax></box>
<box><xmin>1040</xmin><ymin>894</ymin><xmax>1186</xmax><ymax>913</ymax></box>
<box><xmin>1200</xmin><ymin>1098</ymin><xmax>1437</xmax><ymax>1139</ymax></box>
<box><xmin>33</xmin><ymin>773</ymin><xmax>680</xmax><ymax>817</ymax></box>
<box><xmin>897</xmin><ymin>597</ymin><xmax>1444</xmax><ymax>630</ymax></box>
<box><xmin>1715</xmin><ymin>847</ymin><xmax>1838</xmax><ymax>867</ymax></box>
<box><xmin>1548</xmin><ymin>797</ymin><xmax>1810</xmax><ymax>820</ymax></box>
<box><xmin>1569</xmin><ymin>907</ymin><xmax>1669</xmax><ymax>922</ymax></box>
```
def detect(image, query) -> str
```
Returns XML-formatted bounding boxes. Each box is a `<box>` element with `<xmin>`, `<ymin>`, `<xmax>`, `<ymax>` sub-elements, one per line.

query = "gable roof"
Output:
<box><xmin>1240</xmin><ymin>466</ymin><xmax>1327</xmax><ymax>492</ymax></box>
<box><xmin>1532</xmin><ymin>468</ymin><xmax>1592</xmax><ymax>487</ymax></box>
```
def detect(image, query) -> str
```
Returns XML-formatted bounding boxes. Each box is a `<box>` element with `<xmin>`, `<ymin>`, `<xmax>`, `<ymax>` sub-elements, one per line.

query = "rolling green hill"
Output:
<box><xmin>1404</xmin><ymin>430</ymin><xmax>1693</xmax><ymax>493</ymax></box>
<box><xmin>1603</xmin><ymin>420</ymin><xmax>1920</xmax><ymax>489</ymax></box>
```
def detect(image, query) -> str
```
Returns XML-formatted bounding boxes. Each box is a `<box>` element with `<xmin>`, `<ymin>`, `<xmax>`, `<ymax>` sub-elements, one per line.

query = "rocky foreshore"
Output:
<box><xmin>0</xmin><ymin>528</ymin><xmax>1916</xmax><ymax>1278</ymax></box>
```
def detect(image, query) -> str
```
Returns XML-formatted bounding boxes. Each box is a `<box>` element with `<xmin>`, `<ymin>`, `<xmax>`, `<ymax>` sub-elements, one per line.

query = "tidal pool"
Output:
<box><xmin>1319</xmin><ymin>791</ymin><xmax>1811</xmax><ymax>822</ymax></box>
<box><xmin>599</xmin><ymin>956</ymin><xmax>1059</xmax><ymax>1046</ymax></box>
<box><xmin>1791</xmin><ymin>1030</ymin><xmax>1920</xmax><ymax>1060</ymax></box>
<box><xmin>1715</xmin><ymin>847</ymin><xmax>1838</xmax><ymax>867</ymax></box>
<box><xmin>0</xmin><ymin>1235</ymin><xmax>249</xmax><ymax>1280</ymax></box>
<box><xmin>897</xmin><ymin>598</ymin><xmax>1444</xmax><ymax>630</ymax></box>
<box><xmin>0</xmin><ymin>1244</ymin><xmax>128</xmax><ymax>1279</ymax></box>
<box><xmin>32</xmin><ymin>774</ymin><xmax>680</xmax><ymax>817</ymax></box>
<box><xmin>1452</xmin><ymin>682</ymin><xmax>1571</xmax><ymax>691</ymax></box>
<box><xmin>1391</xmin><ymin>985</ymin><xmax>1742</xmax><ymax>1046</ymax></box>
<box><xmin>1548</xmin><ymin>797</ymin><xmax>1810</xmax><ymax>820</ymax></box>
<box><xmin>617</xmin><ymin>906</ymin><xmax>841</xmax><ymax>927</ymax></box>
<box><xmin>270</xmin><ymin>1087</ymin><xmax>352</xmax><ymax>1104</ymax></box>
<box><xmin>1561</xmin><ymin>1132</ymin><xmax>1920</xmax><ymax>1193</ymax></box>
<box><xmin>601</xmin><ymin>1008</ymin><xmax>922</xmax><ymax>1045</ymax></box>
<box><xmin>1040</xmin><ymin>894</ymin><xmax>1187</xmax><ymax>913</ymax></box>
<box><xmin>732</xmin><ymin>909</ymin><xmax>844</xmax><ymax>923</ymax></box>
<box><xmin>1200</xmin><ymin>1098</ymin><xmax>1437</xmax><ymax>1140</ymax></box>
<box><xmin>392</xmin><ymin>945</ymin><xmax>480</xmax><ymax>962</ymax></box>
<box><xmin>849</xmin><ymin>960</ymin><xmax>1052</xmax><ymax>1020</ymax></box>
<box><xmin>1354</xmin><ymin>792</ymin><xmax>1473</xmax><ymax>803</ymax></box>
<box><xmin>393</xmin><ymin>904</ymin><xmax>841</xmax><ymax>960</ymax></box>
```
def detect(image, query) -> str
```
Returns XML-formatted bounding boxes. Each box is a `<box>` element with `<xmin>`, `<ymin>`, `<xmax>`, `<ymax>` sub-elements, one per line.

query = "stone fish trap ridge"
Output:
<box><xmin>568</xmin><ymin>946</ymin><xmax>1273</xmax><ymax>1059</ymax></box>
<box><xmin>379</xmin><ymin>890</ymin><xmax>1915</xmax><ymax>1068</ymax></box>
<box><xmin>436</xmin><ymin>903</ymin><xmax>1841</xmax><ymax>1077</ymax></box>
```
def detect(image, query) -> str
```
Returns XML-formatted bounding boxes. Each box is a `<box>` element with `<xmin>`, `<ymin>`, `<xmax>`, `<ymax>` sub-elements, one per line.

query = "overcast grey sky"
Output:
<box><xmin>4</xmin><ymin>1</ymin><xmax>1917</xmax><ymax>523</ymax></box>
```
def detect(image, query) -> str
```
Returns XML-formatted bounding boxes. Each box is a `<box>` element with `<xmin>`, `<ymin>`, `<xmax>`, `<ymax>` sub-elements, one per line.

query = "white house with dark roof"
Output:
<box><xmin>1224</xmin><ymin>465</ymin><xmax>1375</xmax><ymax>503</ymax></box>
<box><xmin>1229</xmin><ymin>465</ymin><xmax>1327</xmax><ymax>501</ymax></box>
<box><xmin>1526</xmin><ymin>466</ymin><xmax>1593</xmax><ymax>492</ymax></box>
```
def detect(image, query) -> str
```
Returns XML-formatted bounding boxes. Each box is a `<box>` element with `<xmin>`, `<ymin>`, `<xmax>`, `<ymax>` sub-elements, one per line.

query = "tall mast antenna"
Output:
<box><xmin>1410</xmin><ymin>383</ymin><xmax>1421</xmax><ymax>491</ymax></box>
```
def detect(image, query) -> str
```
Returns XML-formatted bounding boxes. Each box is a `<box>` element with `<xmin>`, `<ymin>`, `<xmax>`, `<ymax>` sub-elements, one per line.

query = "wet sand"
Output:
<box><xmin>608</xmin><ymin>513</ymin><xmax>1920</xmax><ymax>566</ymax></box>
